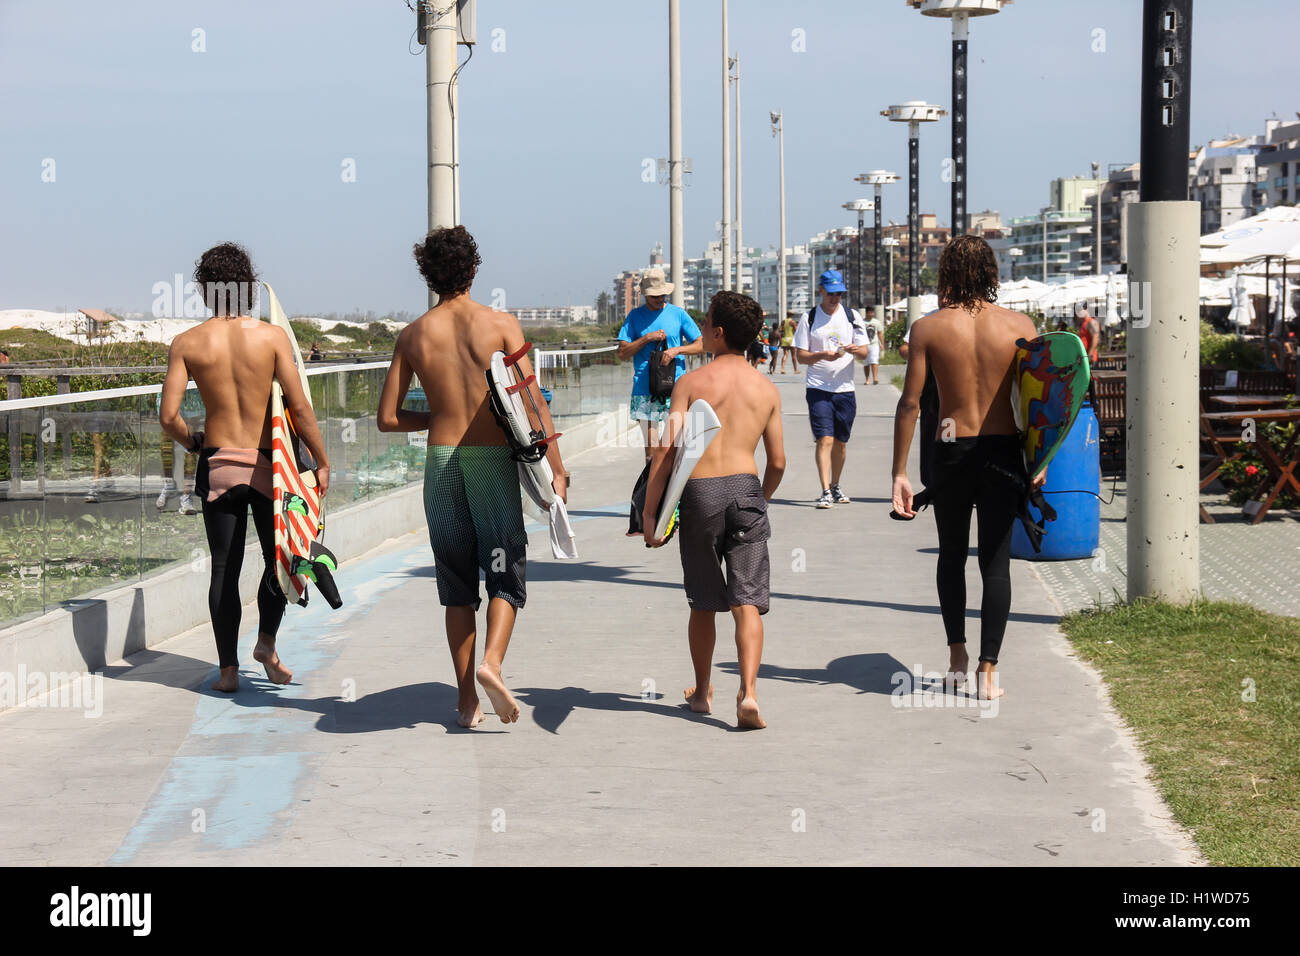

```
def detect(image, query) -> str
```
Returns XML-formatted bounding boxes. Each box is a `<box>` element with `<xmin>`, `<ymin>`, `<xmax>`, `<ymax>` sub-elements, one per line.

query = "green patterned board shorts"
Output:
<box><xmin>423</xmin><ymin>445</ymin><xmax>527</xmax><ymax>610</ymax></box>
<box><xmin>630</xmin><ymin>394</ymin><xmax>671</xmax><ymax>423</ymax></box>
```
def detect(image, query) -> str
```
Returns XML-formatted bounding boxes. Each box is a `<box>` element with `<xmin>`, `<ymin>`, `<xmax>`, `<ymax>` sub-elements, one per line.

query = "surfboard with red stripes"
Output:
<box><xmin>265</xmin><ymin>282</ymin><xmax>322</xmax><ymax>607</ymax></box>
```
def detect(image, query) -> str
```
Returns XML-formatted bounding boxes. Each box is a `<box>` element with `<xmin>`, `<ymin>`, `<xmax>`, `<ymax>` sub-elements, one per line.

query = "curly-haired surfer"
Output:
<box><xmin>160</xmin><ymin>243</ymin><xmax>331</xmax><ymax>693</ymax></box>
<box><xmin>378</xmin><ymin>226</ymin><xmax>567</xmax><ymax>728</ymax></box>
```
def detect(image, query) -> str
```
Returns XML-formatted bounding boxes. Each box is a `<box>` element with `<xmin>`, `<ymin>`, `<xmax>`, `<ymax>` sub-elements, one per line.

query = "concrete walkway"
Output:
<box><xmin>0</xmin><ymin>373</ymin><xmax>1201</xmax><ymax>865</ymax></box>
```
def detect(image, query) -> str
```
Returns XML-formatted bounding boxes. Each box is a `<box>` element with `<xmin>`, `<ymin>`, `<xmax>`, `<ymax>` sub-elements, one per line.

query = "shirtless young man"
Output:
<box><xmin>644</xmin><ymin>290</ymin><xmax>785</xmax><ymax>730</ymax></box>
<box><xmin>891</xmin><ymin>236</ymin><xmax>1042</xmax><ymax>700</ymax></box>
<box><xmin>377</xmin><ymin>226</ymin><xmax>566</xmax><ymax>728</ymax></box>
<box><xmin>160</xmin><ymin>243</ymin><xmax>330</xmax><ymax>693</ymax></box>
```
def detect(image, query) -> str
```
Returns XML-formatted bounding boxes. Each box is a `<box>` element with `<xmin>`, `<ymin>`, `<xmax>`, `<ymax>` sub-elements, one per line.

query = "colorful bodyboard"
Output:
<box><xmin>1010</xmin><ymin>331</ymin><xmax>1091</xmax><ymax>480</ymax></box>
<box><xmin>652</xmin><ymin>399</ymin><xmax>723</xmax><ymax>542</ymax></box>
<box><xmin>266</xmin><ymin>282</ymin><xmax>327</xmax><ymax>607</ymax></box>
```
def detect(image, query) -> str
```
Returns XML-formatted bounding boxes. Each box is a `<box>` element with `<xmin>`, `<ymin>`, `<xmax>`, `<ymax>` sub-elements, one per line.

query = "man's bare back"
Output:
<box><xmin>384</xmin><ymin>298</ymin><xmax>519</xmax><ymax>446</ymax></box>
<box><xmin>377</xmin><ymin>294</ymin><xmax>565</xmax><ymax>497</ymax></box>
<box><xmin>909</xmin><ymin>301</ymin><xmax>1037</xmax><ymax>438</ymax></box>
<box><xmin>672</xmin><ymin>354</ymin><xmax>782</xmax><ymax>482</ymax></box>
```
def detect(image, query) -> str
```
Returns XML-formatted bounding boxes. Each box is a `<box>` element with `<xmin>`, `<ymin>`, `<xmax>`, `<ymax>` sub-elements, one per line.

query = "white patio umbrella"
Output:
<box><xmin>1227</xmin><ymin>270</ymin><xmax>1252</xmax><ymax>329</ymax></box>
<box><xmin>1104</xmin><ymin>272</ymin><xmax>1123</xmax><ymax>327</ymax></box>
<box><xmin>887</xmin><ymin>294</ymin><xmax>939</xmax><ymax>314</ymax></box>
<box><xmin>1200</xmin><ymin>206</ymin><xmax>1300</xmax><ymax>266</ymax></box>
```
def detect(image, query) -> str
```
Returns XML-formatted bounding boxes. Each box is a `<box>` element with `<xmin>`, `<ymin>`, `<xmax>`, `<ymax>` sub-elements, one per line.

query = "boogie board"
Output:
<box><xmin>1010</xmin><ymin>331</ymin><xmax>1091</xmax><ymax>480</ymax></box>
<box><xmin>486</xmin><ymin>344</ymin><xmax>560</xmax><ymax>511</ymax></box>
<box><xmin>652</xmin><ymin>398</ymin><xmax>722</xmax><ymax>542</ymax></box>
<box><xmin>266</xmin><ymin>283</ymin><xmax>338</xmax><ymax>609</ymax></box>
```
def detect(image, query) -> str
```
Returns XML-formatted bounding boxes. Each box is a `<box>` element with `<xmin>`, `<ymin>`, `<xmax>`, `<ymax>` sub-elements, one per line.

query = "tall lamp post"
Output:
<box><xmin>882</xmin><ymin>101</ymin><xmax>945</xmax><ymax>328</ymax></box>
<box><xmin>908</xmin><ymin>0</ymin><xmax>1011</xmax><ymax>236</ymax></box>
<box><xmin>1009</xmin><ymin>246</ymin><xmax>1023</xmax><ymax>281</ymax></box>
<box><xmin>732</xmin><ymin>54</ymin><xmax>744</xmax><ymax>294</ymax></box>
<box><xmin>668</xmin><ymin>0</ymin><xmax>684</xmax><ymax>308</ymax></box>
<box><xmin>721</xmin><ymin>0</ymin><xmax>731</xmax><ymax>290</ymax></box>
<box><xmin>856</xmin><ymin>170</ymin><xmax>900</xmax><ymax>320</ymax></box>
<box><xmin>842</xmin><ymin>199</ymin><xmax>875</xmax><ymax>309</ymax></box>
<box><xmin>771</xmin><ymin>111</ymin><xmax>786</xmax><ymax>319</ymax></box>
<box><xmin>1091</xmin><ymin>159</ymin><xmax>1103</xmax><ymax>274</ymax></box>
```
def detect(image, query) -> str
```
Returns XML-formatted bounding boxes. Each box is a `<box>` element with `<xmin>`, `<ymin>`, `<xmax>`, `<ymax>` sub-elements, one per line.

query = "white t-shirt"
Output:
<box><xmin>793</xmin><ymin>304</ymin><xmax>869</xmax><ymax>393</ymax></box>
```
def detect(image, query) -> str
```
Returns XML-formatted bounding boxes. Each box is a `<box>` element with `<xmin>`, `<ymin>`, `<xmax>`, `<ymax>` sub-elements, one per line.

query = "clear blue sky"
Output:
<box><xmin>1</xmin><ymin>0</ymin><xmax>1297</xmax><ymax>316</ymax></box>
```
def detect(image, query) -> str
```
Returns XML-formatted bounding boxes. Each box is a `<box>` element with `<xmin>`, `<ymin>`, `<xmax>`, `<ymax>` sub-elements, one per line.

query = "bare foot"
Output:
<box><xmin>946</xmin><ymin>645</ymin><xmax>970</xmax><ymax>691</ymax></box>
<box><xmin>457</xmin><ymin>704</ymin><xmax>485</xmax><ymax>728</ymax></box>
<box><xmin>683</xmin><ymin>684</ymin><xmax>713</xmax><ymax>714</ymax></box>
<box><xmin>736</xmin><ymin>694</ymin><xmax>766</xmax><ymax>730</ymax></box>
<box><xmin>476</xmin><ymin>663</ymin><xmax>520</xmax><ymax>723</ymax></box>
<box><xmin>253</xmin><ymin>640</ymin><xmax>293</xmax><ymax>685</ymax></box>
<box><xmin>211</xmin><ymin>666</ymin><xmax>239</xmax><ymax>693</ymax></box>
<box><xmin>975</xmin><ymin>665</ymin><xmax>1005</xmax><ymax>700</ymax></box>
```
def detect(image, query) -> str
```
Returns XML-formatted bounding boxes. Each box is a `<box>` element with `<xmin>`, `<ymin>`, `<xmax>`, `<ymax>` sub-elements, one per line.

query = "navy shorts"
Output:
<box><xmin>806</xmin><ymin>388</ymin><xmax>856</xmax><ymax>442</ymax></box>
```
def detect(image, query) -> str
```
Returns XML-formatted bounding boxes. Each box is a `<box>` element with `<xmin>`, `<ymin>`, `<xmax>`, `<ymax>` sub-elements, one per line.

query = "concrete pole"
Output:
<box><xmin>425</xmin><ymin>1</ymin><xmax>457</xmax><ymax>310</ymax></box>
<box><xmin>1127</xmin><ymin>0</ymin><xmax>1198</xmax><ymax>603</ymax></box>
<box><xmin>668</xmin><ymin>0</ymin><xmax>685</xmax><ymax>309</ymax></box>
<box><xmin>734</xmin><ymin>55</ymin><xmax>743</xmax><ymax>295</ymax></box>
<box><xmin>776</xmin><ymin>114</ymin><xmax>787</xmax><ymax>320</ymax></box>
<box><xmin>721</xmin><ymin>2</ymin><xmax>731</xmax><ymax>291</ymax></box>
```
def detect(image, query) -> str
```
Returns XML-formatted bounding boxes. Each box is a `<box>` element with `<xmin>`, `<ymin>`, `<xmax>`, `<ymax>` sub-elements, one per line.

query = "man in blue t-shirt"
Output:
<box><xmin>617</xmin><ymin>268</ymin><xmax>703</xmax><ymax>459</ymax></box>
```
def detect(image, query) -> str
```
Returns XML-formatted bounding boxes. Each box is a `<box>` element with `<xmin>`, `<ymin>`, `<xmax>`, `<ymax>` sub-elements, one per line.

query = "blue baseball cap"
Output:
<box><xmin>819</xmin><ymin>269</ymin><xmax>847</xmax><ymax>293</ymax></box>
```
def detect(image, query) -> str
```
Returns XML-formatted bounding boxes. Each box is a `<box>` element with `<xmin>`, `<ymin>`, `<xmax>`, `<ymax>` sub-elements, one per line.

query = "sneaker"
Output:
<box><xmin>831</xmin><ymin>484</ymin><xmax>851</xmax><ymax>504</ymax></box>
<box><xmin>156</xmin><ymin>478</ymin><xmax>176</xmax><ymax>510</ymax></box>
<box><xmin>84</xmin><ymin>487</ymin><xmax>100</xmax><ymax>504</ymax></box>
<box><xmin>177</xmin><ymin>493</ymin><xmax>198</xmax><ymax>515</ymax></box>
<box><xmin>815</xmin><ymin>489</ymin><xmax>834</xmax><ymax>509</ymax></box>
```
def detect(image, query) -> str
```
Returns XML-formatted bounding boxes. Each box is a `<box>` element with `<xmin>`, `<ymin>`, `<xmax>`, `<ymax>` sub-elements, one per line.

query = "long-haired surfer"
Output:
<box><xmin>378</xmin><ymin>226</ymin><xmax>566</xmax><ymax>728</ymax></box>
<box><xmin>644</xmin><ymin>291</ymin><xmax>785</xmax><ymax>730</ymax></box>
<box><xmin>159</xmin><ymin>243</ymin><xmax>331</xmax><ymax>693</ymax></box>
<box><xmin>890</xmin><ymin>236</ymin><xmax>1042</xmax><ymax>700</ymax></box>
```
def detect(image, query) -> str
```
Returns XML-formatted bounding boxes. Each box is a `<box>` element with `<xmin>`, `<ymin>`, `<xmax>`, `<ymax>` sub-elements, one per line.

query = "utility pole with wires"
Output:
<box><xmin>416</xmin><ymin>0</ymin><xmax>474</xmax><ymax>308</ymax></box>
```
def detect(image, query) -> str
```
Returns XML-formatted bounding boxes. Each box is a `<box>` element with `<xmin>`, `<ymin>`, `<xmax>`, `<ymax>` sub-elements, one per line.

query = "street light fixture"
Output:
<box><xmin>842</xmin><ymin>199</ymin><xmax>875</xmax><ymax>309</ymax></box>
<box><xmin>855</xmin><ymin>170</ymin><xmax>900</xmax><ymax>320</ymax></box>
<box><xmin>1008</xmin><ymin>246</ymin><xmax>1023</xmax><ymax>281</ymax></box>
<box><xmin>771</xmin><ymin>111</ymin><xmax>786</xmax><ymax>319</ymax></box>
<box><xmin>882</xmin><ymin>101</ymin><xmax>945</xmax><ymax>327</ymax></box>
<box><xmin>908</xmin><ymin>0</ymin><xmax>1011</xmax><ymax>236</ymax></box>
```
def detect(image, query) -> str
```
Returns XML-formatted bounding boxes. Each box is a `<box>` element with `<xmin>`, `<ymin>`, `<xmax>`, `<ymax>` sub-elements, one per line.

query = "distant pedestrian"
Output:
<box><xmin>616</xmin><ymin>268</ymin><xmax>703</xmax><ymax>460</ymax></box>
<box><xmin>863</xmin><ymin>310</ymin><xmax>885</xmax><ymax>385</ymax></box>
<box><xmin>793</xmin><ymin>270</ymin><xmax>871</xmax><ymax>508</ymax></box>
<box><xmin>779</xmin><ymin>312</ymin><xmax>798</xmax><ymax>373</ymax></box>
<box><xmin>766</xmin><ymin>320</ymin><xmax>781</xmax><ymax>373</ymax></box>
<box><xmin>1077</xmin><ymin>307</ymin><xmax>1100</xmax><ymax>364</ymax></box>
<box><xmin>308</xmin><ymin>342</ymin><xmax>323</xmax><ymax>362</ymax></box>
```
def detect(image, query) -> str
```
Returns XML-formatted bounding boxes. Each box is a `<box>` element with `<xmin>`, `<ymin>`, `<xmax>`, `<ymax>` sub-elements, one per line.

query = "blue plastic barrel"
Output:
<box><xmin>1011</xmin><ymin>403</ymin><xmax>1100</xmax><ymax>561</ymax></box>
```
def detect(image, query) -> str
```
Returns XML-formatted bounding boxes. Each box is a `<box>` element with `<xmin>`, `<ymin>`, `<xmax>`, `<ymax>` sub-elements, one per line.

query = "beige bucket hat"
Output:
<box><xmin>640</xmin><ymin>268</ymin><xmax>674</xmax><ymax>297</ymax></box>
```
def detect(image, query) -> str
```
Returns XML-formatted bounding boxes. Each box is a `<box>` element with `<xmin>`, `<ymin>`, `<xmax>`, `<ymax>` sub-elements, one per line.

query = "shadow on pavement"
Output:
<box><xmin>717</xmin><ymin>651</ymin><xmax>909</xmax><ymax>696</ymax></box>
<box><xmin>514</xmin><ymin>685</ymin><xmax>732</xmax><ymax>733</ymax></box>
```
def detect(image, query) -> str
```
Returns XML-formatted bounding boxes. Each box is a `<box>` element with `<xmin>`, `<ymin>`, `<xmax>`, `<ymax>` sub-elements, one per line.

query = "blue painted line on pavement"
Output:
<box><xmin>110</xmin><ymin>500</ymin><xmax>628</xmax><ymax>862</ymax></box>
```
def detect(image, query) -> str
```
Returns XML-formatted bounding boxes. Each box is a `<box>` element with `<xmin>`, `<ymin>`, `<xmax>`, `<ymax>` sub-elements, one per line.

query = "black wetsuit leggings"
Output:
<box><xmin>931</xmin><ymin>435</ymin><xmax>1023</xmax><ymax>665</ymax></box>
<box><xmin>200</xmin><ymin>486</ymin><xmax>285</xmax><ymax>669</ymax></box>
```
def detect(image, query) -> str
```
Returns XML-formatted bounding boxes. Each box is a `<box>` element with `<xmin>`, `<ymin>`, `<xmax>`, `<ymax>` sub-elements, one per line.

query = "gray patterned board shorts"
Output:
<box><xmin>677</xmin><ymin>473</ymin><xmax>771</xmax><ymax>614</ymax></box>
<box><xmin>423</xmin><ymin>445</ymin><xmax>527</xmax><ymax>610</ymax></box>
